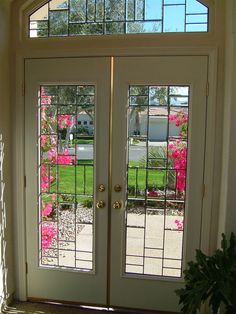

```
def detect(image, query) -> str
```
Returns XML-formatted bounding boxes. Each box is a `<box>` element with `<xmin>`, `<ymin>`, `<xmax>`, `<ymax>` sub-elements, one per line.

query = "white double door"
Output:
<box><xmin>25</xmin><ymin>56</ymin><xmax>208</xmax><ymax>312</ymax></box>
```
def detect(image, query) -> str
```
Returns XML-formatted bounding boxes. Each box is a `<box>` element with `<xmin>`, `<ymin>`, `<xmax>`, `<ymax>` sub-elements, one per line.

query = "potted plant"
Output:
<box><xmin>176</xmin><ymin>233</ymin><xmax>236</xmax><ymax>313</ymax></box>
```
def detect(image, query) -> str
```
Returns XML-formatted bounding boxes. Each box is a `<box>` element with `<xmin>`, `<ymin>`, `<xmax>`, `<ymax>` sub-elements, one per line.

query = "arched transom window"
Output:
<box><xmin>29</xmin><ymin>0</ymin><xmax>208</xmax><ymax>38</ymax></box>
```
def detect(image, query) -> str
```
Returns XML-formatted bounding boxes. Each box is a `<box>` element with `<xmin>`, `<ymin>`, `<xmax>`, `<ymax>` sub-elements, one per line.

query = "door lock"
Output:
<box><xmin>96</xmin><ymin>200</ymin><xmax>105</xmax><ymax>209</ymax></box>
<box><xmin>113</xmin><ymin>200</ymin><xmax>122</xmax><ymax>209</ymax></box>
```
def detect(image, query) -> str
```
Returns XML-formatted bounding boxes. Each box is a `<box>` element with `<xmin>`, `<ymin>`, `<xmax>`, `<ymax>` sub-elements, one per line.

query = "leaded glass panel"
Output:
<box><xmin>39</xmin><ymin>85</ymin><xmax>95</xmax><ymax>272</ymax></box>
<box><xmin>29</xmin><ymin>0</ymin><xmax>208</xmax><ymax>37</ymax></box>
<box><xmin>125</xmin><ymin>85</ymin><xmax>189</xmax><ymax>278</ymax></box>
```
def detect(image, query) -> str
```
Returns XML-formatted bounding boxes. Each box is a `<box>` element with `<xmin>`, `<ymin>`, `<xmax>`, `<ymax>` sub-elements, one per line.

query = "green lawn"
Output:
<box><xmin>49</xmin><ymin>160</ymin><xmax>166</xmax><ymax>196</ymax></box>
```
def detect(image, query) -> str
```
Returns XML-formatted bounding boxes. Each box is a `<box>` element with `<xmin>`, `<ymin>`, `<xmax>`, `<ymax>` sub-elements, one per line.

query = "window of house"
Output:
<box><xmin>29</xmin><ymin>0</ymin><xmax>209</xmax><ymax>38</ymax></box>
<box><xmin>84</xmin><ymin>121</ymin><xmax>88</xmax><ymax>125</ymax></box>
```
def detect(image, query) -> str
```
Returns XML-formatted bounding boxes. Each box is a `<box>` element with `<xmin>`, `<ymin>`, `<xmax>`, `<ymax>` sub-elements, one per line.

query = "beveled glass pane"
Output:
<box><xmin>87</xmin><ymin>0</ymin><xmax>96</xmax><ymax>21</ymax></box>
<box><xmin>186</xmin><ymin>0</ymin><xmax>208</xmax><ymax>14</ymax></box>
<box><xmin>170</xmin><ymin>97</ymin><xmax>189</xmax><ymax>106</ymax></box>
<box><xmin>126</xmin><ymin>204</ymin><xmax>145</xmax><ymax>228</ymax></box>
<box><xmin>164</xmin><ymin>5</ymin><xmax>185</xmax><ymax>32</ymax></box>
<box><xmin>30</xmin><ymin>20</ymin><xmax>48</xmax><ymax>30</ymax></box>
<box><xmin>144</xmin><ymin>258</ymin><xmax>162</xmax><ymax>275</ymax></box>
<box><xmin>126</xmin><ymin>227</ymin><xmax>144</xmax><ymax>256</ymax></box>
<box><xmin>95</xmin><ymin>0</ymin><xmax>104</xmax><ymax>21</ymax></box>
<box><xmin>164</xmin><ymin>0</ymin><xmax>185</xmax><ymax>4</ymax></box>
<box><xmin>59</xmin><ymin>86</ymin><xmax>77</xmax><ymax>104</ymax></box>
<box><xmin>105</xmin><ymin>0</ymin><xmax>125</xmax><ymax>21</ymax></box>
<box><xmin>127</xmin><ymin>0</ymin><xmax>135</xmax><ymax>20</ymax></box>
<box><xmin>145</xmin><ymin>0</ymin><xmax>162</xmax><ymax>20</ymax></box>
<box><xmin>135</xmin><ymin>0</ymin><xmax>144</xmax><ymax>20</ymax></box>
<box><xmin>49</xmin><ymin>0</ymin><xmax>68</xmax><ymax>10</ymax></box>
<box><xmin>186</xmin><ymin>14</ymin><xmax>208</xmax><ymax>24</ymax></box>
<box><xmin>70</xmin><ymin>0</ymin><xmax>86</xmax><ymax>22</ymax></box>
<box><xmin>30</xmin><ymin>3</ymin><xmax>48</xmax><ymax>20</ymax></box>
<box><xmin>170</xmin><ymin>86</ymin><xmax>189</xmax><ymax>96</ymax></box>
<box><xmin>49</xmin><ymin>10</ymin><xmax>68</xmax><ymax>36</ymax></box>
<box><xmin>149</xmin><ymin>86</ymin><xmax>168</xmax><ymax>106</ymax></box>
<box><xmin>105</xmin><ymin>22</ymin><xmax>125</xmax><ymax>34</ymax></box>
<box><xmin>186</xmin><ymin>24</ymin><xmax>208</xmax><ymax>32</ymax></box>
<box><xmin>39</xmin><ymin>84</ymin><xmax>95</xmax><ymax>272</ymax></box>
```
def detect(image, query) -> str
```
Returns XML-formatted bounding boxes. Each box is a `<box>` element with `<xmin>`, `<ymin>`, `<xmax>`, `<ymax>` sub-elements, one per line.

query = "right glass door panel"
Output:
<box><xmin>110</xmin><ymin>56</ymin><xmax>208</xmax><ymax>312</ymax></box>
<box><xmin>126</xmin><ymin>85</ymin><xmax>189</xmax><ymax>278</ymax></box>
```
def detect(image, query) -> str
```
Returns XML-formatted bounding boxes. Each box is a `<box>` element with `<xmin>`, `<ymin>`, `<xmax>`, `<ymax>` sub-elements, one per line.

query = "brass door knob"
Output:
<box><xmin>113</xmin><ymin>201</ymin><xmax>122</xmax><ymax>209</ymax></box>
<box><xmin>96</xmin><ymin>200</ymin><xmax>105</xmax><ymax>209</ymax></box>
<box><xmin>98</xmin><ymin>184</ymin><xmax>105</xmax><ymax>192</ymax></box>
<box><xmin>114</xmin><ymin>184</ymin><xmax>122</xmax><ymax>192</ymax></box>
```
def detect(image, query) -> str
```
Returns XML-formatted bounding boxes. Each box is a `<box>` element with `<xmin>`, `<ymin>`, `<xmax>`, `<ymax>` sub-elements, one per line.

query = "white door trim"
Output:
<box><xmin>13</xmin><ymin>47</ymin><xmax>218</xmax><ymax>307</ymax></box>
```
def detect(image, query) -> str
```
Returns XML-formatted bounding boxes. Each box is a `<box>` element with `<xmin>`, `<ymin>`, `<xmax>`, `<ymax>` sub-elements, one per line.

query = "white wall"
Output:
<box><xmin>219</xmin><ymin>0</ymin><xmax>236</xmax><ymax>238</ymax></box>
<box><xmin>0</xmin><ymin>0</ymin><xmax>15</xmax><ymax>309</ymax></box>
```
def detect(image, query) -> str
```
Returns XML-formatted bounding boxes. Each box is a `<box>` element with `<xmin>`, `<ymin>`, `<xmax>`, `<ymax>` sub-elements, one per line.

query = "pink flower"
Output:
<box><xmin>175</xmin><ymin>219</ymin><xmax>184</xmax><ymax>231</ymax></box>
<box><xmin>41</xmin><ymin>135</ymin><xmax>47</xmax><ymax>146</ymax></box>
<box><xmin>42</xmin><ymin>203</ymin><xmax>53</xmax><ymax>216</ymax></box>
<box><xmin>147</xmin><ymin>190</ymin><xmax>159</xmax><ymax>197</ymax></box>
<box><xmin>48</xmin><ymin>147</ymin><xmax>57</xmax><ymax>162</ymax></box>
<box><xmin>41</xmin><ymin>224</ymin><xmax>57</xmax><ymax>249</ymax></box>
<box><xmin>57</xmin><ymin>148</ymin><xmax>75</xmax><ymax>165</ymax></box>
<box><xmin>40</xmin><ymin>164</ymin><xmax>55</xmax><ymax>192</ymax></box>
<box><xmin>41</xmin><ymin>88</ymin><xmax>52</xmax><ymax>105</ymax></box>
<box><xmin>58</xmin><ymin>115</ymin><xmax>75</xmax><ymax>129</ymax></box>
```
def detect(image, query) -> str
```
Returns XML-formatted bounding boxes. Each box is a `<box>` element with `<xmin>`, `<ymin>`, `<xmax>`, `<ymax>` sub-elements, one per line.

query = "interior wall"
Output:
<box><xmin>219</xmin><ymin>0</ymin><xmax>236</xmax><ymax>239</ymax></box>
<box><xmin>0</xmin><ymin>0</ymin><xmax>15</xmax><ymax>309</ymax></box>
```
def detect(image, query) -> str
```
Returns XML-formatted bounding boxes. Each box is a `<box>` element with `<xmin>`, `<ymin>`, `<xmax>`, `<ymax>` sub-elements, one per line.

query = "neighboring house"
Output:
<box><xmin>77</xmin><ymin>111</ymin><xmax>94</xmax><ymax>135</ymax></box>
<box><xmin>129</xmin><ymin>107</ymin><xmax>187</xmax><ymax>141</ymax></box>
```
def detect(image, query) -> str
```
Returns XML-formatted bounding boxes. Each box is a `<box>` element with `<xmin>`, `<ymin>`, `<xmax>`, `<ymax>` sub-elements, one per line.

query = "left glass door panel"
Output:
<box><xmin>25</xmin><ymin>58</ymin><xmax>110</xmax><ymax>304</ymax></box>
<box><xmin>39</xmin><ymin>84</ymin><xmax>95</xmax><ymax>271</ymax></box>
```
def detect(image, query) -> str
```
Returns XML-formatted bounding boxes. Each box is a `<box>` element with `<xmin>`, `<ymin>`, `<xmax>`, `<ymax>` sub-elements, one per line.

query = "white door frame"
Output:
<box><xmin>13</xmin><ymin>47</ymin><xmax>218</xmax><ymax>306</ymax></box>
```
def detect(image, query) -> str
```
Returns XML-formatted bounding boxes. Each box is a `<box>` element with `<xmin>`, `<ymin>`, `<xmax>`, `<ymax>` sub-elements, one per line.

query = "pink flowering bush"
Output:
<box><xmin>42</xmin><ymin>193</ymin><xmax>57</xmax><ymax>218</ymax></box>
<box><xmin>169</xmin><ymin>111</ymin><xmax>188</xmax><ymax>232</ymax></box>
<box><xmin>41</xmin><ymin>224</ymin><xmax>57</xmax><ymax>249</ymax></box>
<box><xmin>168</xmin><ymin>111</ymin><xmax>188</xmax><ymax>194</ymax></box>
<box><xmin>40</xmin><ymin>164</ymin><xmax>55</xmax><ymax>192</ymax></box>
<box><xmin>175</xmin><ymin>219</ymin><xmax>184</xmax><ymax>231</ymax></box>
<box><xmin>40</xmin><ymin>88</ymin><xmax>77</xmax><ymax>248</ymax></box>
<box><xmin>169</xmin><ymin>111</ymin><xmax>188</xmax><ymax>138</ymax></box>
<box><xmin>58</xmin><ymin>114</ymin><xmax>74</xmax><ymax>129</ymax></box>
<box><xmin>168</xmin><ymin>140</ymin><xmax>187</xmax><ymax>193</ymax></box>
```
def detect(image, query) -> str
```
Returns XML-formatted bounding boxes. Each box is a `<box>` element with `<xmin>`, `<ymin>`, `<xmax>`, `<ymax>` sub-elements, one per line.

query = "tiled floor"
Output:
<box><xmin>5</xmin><ymin>301</ymin><xmax>151</xmax><ymax>314</ymax></box>
<box><xmin>4</xmin><ymin>302</ymin><xmax>121</xmax><ymax>314</ymax></box>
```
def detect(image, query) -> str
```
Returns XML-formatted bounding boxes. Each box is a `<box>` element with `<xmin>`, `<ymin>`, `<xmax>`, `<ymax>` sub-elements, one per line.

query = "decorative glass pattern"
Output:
<box><xmin>39</xmin><ymin>85</ymin><xmax>95</xmax><ymax>271</ymax></box>
<box><xmin>125</xmin><ymin>85</ymin><xmax>189</xmax><ymax>277</ymax></box>
<box><xmin>29</xmin><ymin>0</ymin><xmax>208</xmax><ymax>37</ymax></box>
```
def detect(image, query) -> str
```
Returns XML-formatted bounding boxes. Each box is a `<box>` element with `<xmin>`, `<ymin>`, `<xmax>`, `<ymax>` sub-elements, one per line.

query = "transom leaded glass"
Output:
<box><xmin>29</xmin><ymin>0</ymin><xmax>208</xmax><ymax>38</ymax></box>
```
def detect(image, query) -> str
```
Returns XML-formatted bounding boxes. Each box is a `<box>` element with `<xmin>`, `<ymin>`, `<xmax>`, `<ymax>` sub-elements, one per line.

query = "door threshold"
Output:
<box><xmin>27</xmin><ymin>298</ymin><xmax>179</xmax><ymax>314</ymax></box>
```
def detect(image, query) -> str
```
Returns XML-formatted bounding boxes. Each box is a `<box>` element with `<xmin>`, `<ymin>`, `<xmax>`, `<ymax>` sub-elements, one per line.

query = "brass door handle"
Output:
<box><xmin>96</xmin><ymin>200</ymin><xmax>105</xmax><ymax>209</ymax></box>
<box><xmin>113</xmin><ymin>201</ymin><xmax>122</xmax><ymax>209</ymax></box>
<box><xmin>98</xmin><ymin>184</ymin><xmax>105</xmax><ymax>192</ymax></box>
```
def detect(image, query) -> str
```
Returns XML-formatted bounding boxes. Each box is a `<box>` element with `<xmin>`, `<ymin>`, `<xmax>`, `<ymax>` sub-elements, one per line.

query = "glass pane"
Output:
<box><xmin>125</xmin><ymin>85</ymin><xmax>189</xmax><ymax>278</ymax></box>
<box><xmin>186</xmin><ymin>0</ymin><xmax>208</xmax><ymax>14</ymax></box>
<box><xmin>39</xmin><ymin>84</ymin><xmax>95</xmax><ymax>272</ymax></box>
<box><xmin>164</xmin><ymin>5</ymin><xmax>185</xmax><ymax>32</ymax></box>
<box><xmin>49</xmin><ymin>10</ymin><xmax>68</xmax><ymax>36</ymax></box>
<box><xmin>29</xmin><ymin>0</ymin><xmax>209</xmax><ymax>37</ymax></box>
<box><xmin>30</xmin><ymin>3</ymin><xmax>48</xmax><ymax>20</ymax></box>
<box><xmin>145</xmin><ymin>0</ymin><xmax>162</xmax><ymax>20</ymax></box>
<box><xmin>69</xmin><ymin>0</ymin><xmax>86</xmax><ymax>22</ymax></box>
<box><xmin>49</xmin><ymin>0</ymin><xmax>68</xmax><ymax>10</ymax></box>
